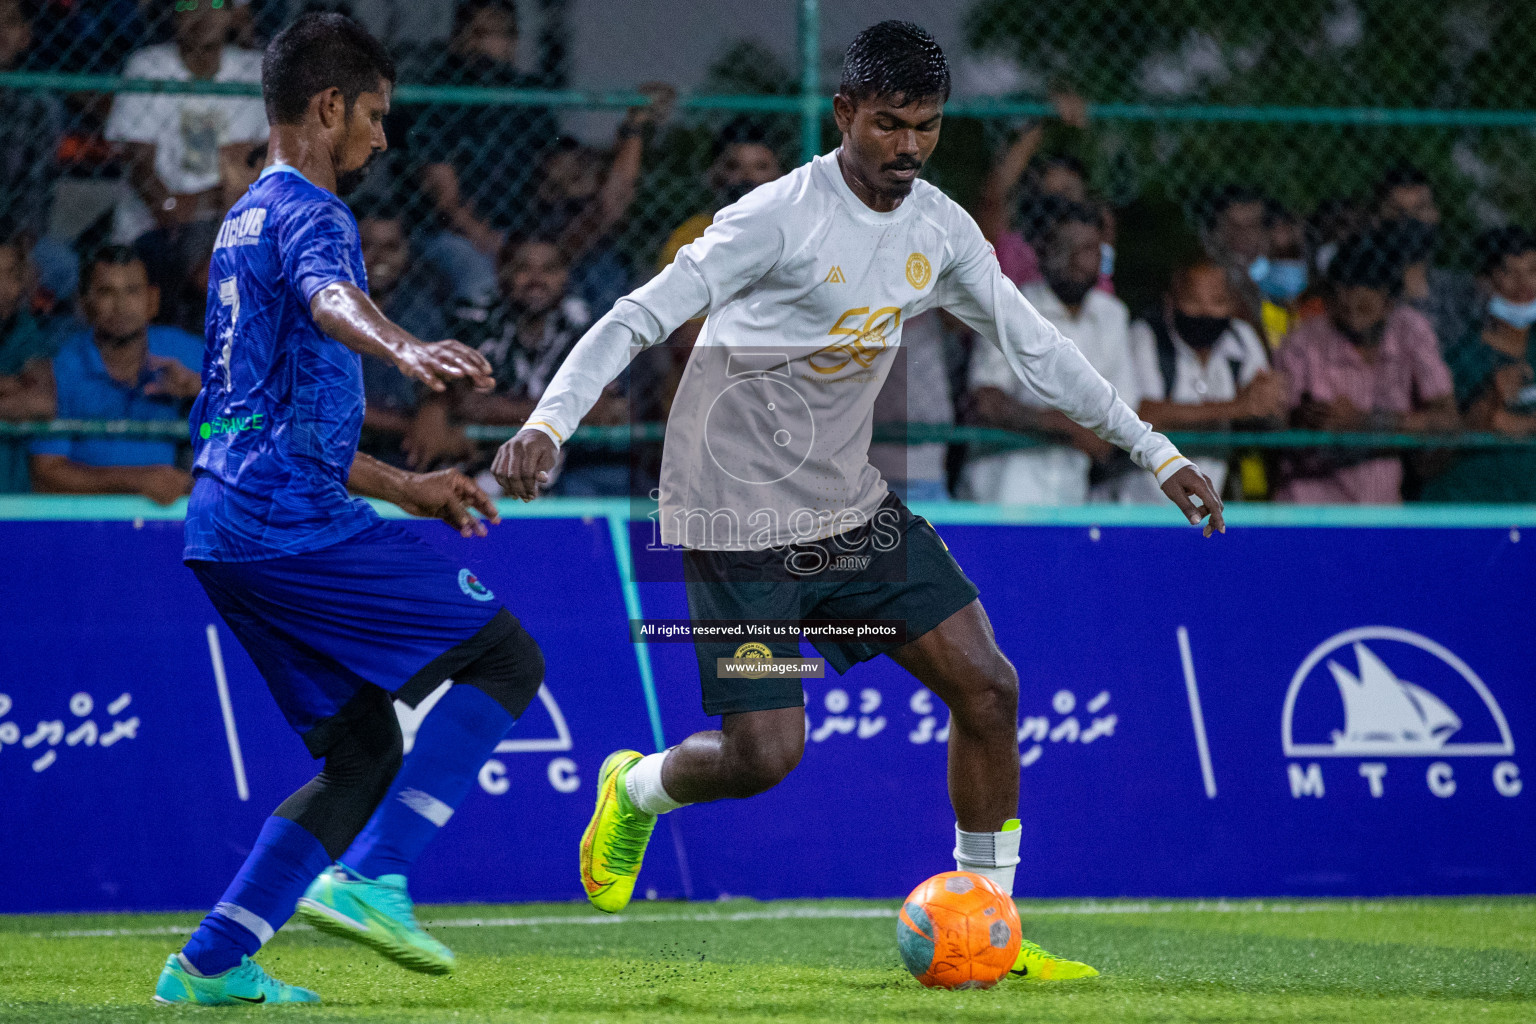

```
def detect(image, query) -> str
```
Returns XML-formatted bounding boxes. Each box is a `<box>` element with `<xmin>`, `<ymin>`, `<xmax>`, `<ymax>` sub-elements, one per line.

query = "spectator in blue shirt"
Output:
<box><xmin>29</xmin><ymin>246</ymin><xmax>203</xmax><ymax>503</ymax></box>
<box><xmin>0</xmin><ymin>231</ymin><xmax>63</xmax><ymax>491</ymax></box>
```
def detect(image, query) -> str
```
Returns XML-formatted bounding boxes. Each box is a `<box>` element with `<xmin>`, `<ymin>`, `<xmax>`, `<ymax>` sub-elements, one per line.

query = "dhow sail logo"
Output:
<box><xmin>1283</xmin><ymin>626</ymin><xmax>1513</xmax><ymax>758</ymax></box>
<box><xmin>1281</xmin><ymin>626</ymin><xmax>1520</xmax><ymax>799</ymax></box>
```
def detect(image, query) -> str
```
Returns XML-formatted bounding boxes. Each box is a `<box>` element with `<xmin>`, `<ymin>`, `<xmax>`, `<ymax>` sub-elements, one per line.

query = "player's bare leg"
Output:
<box><xmin>888</xmin><ymin>599</ymin><xmax>1019</xmax><ymax>833</ymax></box>
<box><xmin>579</xmin><ymin>707</ymin><xmax>805</xmax><ymax>912</ymax></box>
<box><xmin>891</xmin><ymin>597</ymin><xmax>1097</xmax><ymax>981</ymax></box>
<box><xmin>659</xmin><ymin>706</ymin><xmax>806</xmax><ymax>803</ymax></box>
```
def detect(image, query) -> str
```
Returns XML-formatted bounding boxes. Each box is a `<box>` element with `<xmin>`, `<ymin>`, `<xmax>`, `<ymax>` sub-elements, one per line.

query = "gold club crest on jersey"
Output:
<box><xmin>906</xmin><ymin>252</ymin><xmax>932</xmax><ymax>289</ymax></box>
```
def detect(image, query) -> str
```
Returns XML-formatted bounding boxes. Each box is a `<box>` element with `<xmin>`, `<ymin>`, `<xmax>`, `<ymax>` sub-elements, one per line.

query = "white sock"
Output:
<box><xmin>954</xmin><ymin>819</ymin><xmax>1022</xmax><ymax>896</ymax></box>
<box><xmin>625</xmin><ymin>751</ymin><xmax>685</xmax><ymax>815</ymax></box>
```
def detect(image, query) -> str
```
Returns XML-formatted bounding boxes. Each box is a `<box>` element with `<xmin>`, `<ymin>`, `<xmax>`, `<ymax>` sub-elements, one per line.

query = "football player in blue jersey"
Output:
<box><xmin>153</xmin><ymin>13</ymin><xmax>547</xmax><ymax>1007</ymax></box>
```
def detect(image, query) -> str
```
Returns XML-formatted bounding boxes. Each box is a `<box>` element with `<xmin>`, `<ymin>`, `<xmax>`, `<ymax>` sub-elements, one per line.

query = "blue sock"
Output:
<box><xmin>181</xmin><ymin>816</ymin><xmax>331</xmax><ymax>977</ymax></box>
<box><xmin>342</xmin><ymin>684</ymin><xmax>514</xmax><ymax>880</ymax></box>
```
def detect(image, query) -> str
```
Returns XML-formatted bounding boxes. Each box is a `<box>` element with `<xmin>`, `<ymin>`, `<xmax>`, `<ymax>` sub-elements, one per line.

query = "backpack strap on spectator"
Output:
<box><xmin>1148</xmin><ymin>310</ymin><xmax>1180</xmax><ymax>400</ymax></box>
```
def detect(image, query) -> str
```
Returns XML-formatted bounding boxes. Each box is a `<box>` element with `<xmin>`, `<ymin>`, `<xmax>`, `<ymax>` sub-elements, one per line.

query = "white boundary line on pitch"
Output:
<box><xmin>28</xmin><ymin>900</ymin><xmax>1501</xmax><ymax>939</ymax></box>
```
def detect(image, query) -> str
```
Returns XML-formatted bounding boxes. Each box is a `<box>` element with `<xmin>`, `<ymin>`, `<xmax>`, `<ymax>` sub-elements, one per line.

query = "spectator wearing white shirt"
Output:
<box><xmin>961</xmin><ymin>200</ymin><xmax>1137</xmax><ymax>505</ymax></box>
<box><xmin>1106</xmin><ymin>260</ymin><xmax>1284</xmax><ymax>503</ymax></box>
<box><xmin>105</xmin><ymin>0</ymin><xmax>268</xmax><ymax>242</ymax></box>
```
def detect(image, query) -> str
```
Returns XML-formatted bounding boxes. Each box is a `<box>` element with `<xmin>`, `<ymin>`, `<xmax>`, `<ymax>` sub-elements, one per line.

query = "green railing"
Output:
<box><xmin>4</xmin><ymin>419</ymin><xmax>1535</xmax><ymax>454</ymax></box>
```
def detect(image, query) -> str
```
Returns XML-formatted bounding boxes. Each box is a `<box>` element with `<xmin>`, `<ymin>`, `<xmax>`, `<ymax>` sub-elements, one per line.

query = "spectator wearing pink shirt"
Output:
<box><xmin>1274</xmin><ymin>232</ymin><xmax>1458</xmax><ymax>504</ymax></box>
<box><xmin>976</xmin><ymin>93</ymin><xmax>1114</xmax><ymax>295</ymax></box>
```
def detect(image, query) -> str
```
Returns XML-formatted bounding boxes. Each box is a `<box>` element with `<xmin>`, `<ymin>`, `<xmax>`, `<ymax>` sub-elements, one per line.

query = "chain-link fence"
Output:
<box><xmin>2</xmin><ymin>0</ymin><xmax>1535</xmax><ymax>501</ymax></box>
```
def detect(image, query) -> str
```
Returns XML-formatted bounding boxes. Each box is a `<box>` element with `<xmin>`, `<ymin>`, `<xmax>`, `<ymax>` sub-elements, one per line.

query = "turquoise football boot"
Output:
<box><xmin>295</xmin><ymin>865</ymin><xmax>454</xmax><ymax>974</ymax></box>
<box><xmin>152</xmin><ymin>952</ymin><xmax>320</xmax><ymax>1006</ymax></box>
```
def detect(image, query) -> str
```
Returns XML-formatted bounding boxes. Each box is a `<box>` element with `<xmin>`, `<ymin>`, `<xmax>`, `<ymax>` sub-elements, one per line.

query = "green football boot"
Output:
<box><xmin>295</xmin><ymin>865</ymin><xmax>454</xmax><ymax>974</ymax></box>
<box><xmin>152</xmin><ymin>953</ymin><xmax>320</xmax><ymax>1006</ymax></box>
<box><xmin>1011</xmin><ymin>937</ymin><xmax>1100</xmax><ymax>981</ymax></box>
<box><xmin>579</xmin><ymin>749</ymin><xmax>657</xmax><ymax>913</ymax></box>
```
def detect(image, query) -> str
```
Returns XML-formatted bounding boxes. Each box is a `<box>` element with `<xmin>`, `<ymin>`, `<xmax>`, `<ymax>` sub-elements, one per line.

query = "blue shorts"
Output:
<box><xmin>190</xmin><ymin>519</ymin><xmax>515</xmax><ymax>755</ymax></box>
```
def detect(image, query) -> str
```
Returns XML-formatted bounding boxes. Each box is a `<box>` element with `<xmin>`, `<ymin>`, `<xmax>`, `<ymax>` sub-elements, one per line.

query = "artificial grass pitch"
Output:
<box><xmin>1</xmin><ymin>898</ymin><xmax>1531</xmax><ymax>1022</ymax></box>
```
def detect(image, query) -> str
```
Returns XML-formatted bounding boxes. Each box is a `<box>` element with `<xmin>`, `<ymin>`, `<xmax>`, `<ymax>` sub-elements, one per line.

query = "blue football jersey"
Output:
<box><xmin>185</xmin><ymin>164</ymin><xmax>379</xmax><ymax>561</ymax></box>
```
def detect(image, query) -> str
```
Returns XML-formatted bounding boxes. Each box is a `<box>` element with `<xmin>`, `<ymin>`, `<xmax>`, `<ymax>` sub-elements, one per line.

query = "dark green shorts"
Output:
<box><xmin>682</xmin><ymin>492</ymin><xmax>979</xmax><ymax>716</ymax></box>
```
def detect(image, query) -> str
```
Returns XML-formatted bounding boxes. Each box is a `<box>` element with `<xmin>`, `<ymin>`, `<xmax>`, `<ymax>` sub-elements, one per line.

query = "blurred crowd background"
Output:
<box><xmin>5</xmin><ymin>0</ymin><xmax>1536</xmax><ymax>506</ymax></box>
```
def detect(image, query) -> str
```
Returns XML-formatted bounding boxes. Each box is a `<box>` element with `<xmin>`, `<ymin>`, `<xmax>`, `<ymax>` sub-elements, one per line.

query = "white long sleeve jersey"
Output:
<box><xmin>525</xmin><ymin>150</ymin><xmax>1190</xmax><ymax>549</ymax></box>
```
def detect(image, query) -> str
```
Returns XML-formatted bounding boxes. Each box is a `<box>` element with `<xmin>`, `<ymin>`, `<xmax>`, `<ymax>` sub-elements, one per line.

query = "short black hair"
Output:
<box><xmin>1327</xmin><ymin>230</ymin><xmax>1403</xmax><ymax>294</ymax></box>
<box><xmin>453</xmin><ymin>0</ymin><xmax>518</xmax><ymax>39</ymax></box>
<box><xmin>717</xmin><ymin>115</ymin><xmax>774</xmax><ymax>152</ymax></box>
<box><xmin>839</xmin><ymin>20</ymin><xmax>949</xmax><ymax>107</ymax></box>
<box><xmin>1475</xmin><ymin>225</ymin><xmax>1536</xmax><ymax>277</ymax></box>
<box><xmin>1375</xmin><ymin>162</ymin><xmax>1432</xmax><ymax>207</ymax></box>
<box><xmin>261</xmin><ymin>13</ymin><xmax>396</xmax><ymax>126</ymax></box>
<box><xmin>80</xmin><ymin>244</ymin><xmax>147</xmax><ymax>293</ymax></box>
<box><xmin>500</xmin><ymin>233</ymin><xmax>568</xmax><ymax>267</ymax></box>
<box><xmin>1030</xmin><ymin>153</ymin><xmax>1088</xmax><ymax>183</ymax></box>
<box><xmin>1201</xmin><ymin>184</ymin><xmax>1265</xmax><ymax>229</ymax></box>
<box><xmin>1035</xmin><ymin>197</ymin><xmax>1100</xmax><ymax>248</ymax></box>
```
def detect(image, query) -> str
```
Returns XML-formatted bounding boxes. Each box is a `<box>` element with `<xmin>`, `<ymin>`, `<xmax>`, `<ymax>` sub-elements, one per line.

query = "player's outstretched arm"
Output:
<box><xmin>311</xmin><ymin>282</ymin><xmax>494</xmax><ymax>393</ymax></box>
<box><xmin>347</xmin><ymin>451</ymin><xmax>501</xmax><ymax>537</ymax></box>
<box><xmin>492</xmin><ymin>190</ymin><xmax>786</xmax><ymax>499</ymax></box>
<box><xmin>938</xmin><ymin>213</ymin><xmax>1224</xmax><ymax>536</ymax></box>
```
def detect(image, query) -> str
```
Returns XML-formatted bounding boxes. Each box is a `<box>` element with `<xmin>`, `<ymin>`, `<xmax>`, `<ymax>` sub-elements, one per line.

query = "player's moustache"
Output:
<box><xmin>883</xmin><ymin>156</ymin><xmax>922</xmax><ymax>173</ymax></box>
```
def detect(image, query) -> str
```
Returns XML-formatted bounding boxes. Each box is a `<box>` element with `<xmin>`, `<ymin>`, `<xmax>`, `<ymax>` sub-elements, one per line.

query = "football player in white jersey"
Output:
<box><xmin>494</xmin><ymin>21</ymin><xmax>1223</xmax><ymax>981</ymax></box>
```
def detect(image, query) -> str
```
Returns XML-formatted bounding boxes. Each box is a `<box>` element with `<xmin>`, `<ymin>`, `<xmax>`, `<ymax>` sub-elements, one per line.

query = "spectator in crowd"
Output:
<box><xmin>976</xmin><ymin>93</ymin><xmax>1115</xmax><ymax>295</ymax></box>
<box><xmin>352</xmin><ymin>207</ymin><xmax>464</xmax><ymax>468</ymax></box>
<box><xmin>1422</xmin><ymin>227</ymin><xmax>1536</xmax><ymax>502</ymax></box>
<box><xmin>1273</xmin><ymin>231</ymin><xmax>1457</xmax><ymax>504</ymax></box>
<box><xmin>655</xmin><ymin>116</ymin><xmax>785</xmax><ymax>271</ymax></box>
<box><xmin>1107</xmin><ymin>260</ymin><xmax>1281</xmax><ymax>503</ymax></box>
<box><xmin>452</xmin><ymin>235</ymin><xmax>629</xmax><ymax>495</ymax></box>
<box><xmin>28</xmin><ymin>246</ymin><xmax>202</xmax><ymax>503</ymax></box>
<box><xmin>1200</xmin><ymin>184</ymin><xmax>1269</xmax><ymax>329</ymax></box>
<box><xmin>407</xmin><ymin>0</ymin><xmax>559</xmax><ymax>299</ymax></box>
<box><xmin>415</xmin><ymin>58</ymin><xmax>672</xmax><ymax>315</ymax></box>
<box><xmin>1258</xmin><ymin>200</ymin><xmax>1312</xmax><ymax>344</ymax></box>
<box><xmin>1374</xmin><ymin>164</ymin><xmax>1478</xmax><ymax>354</ymax></box>
<box><xmin>643</xmin><ymin>117</ymin><xmax>783</xmax><ymax>433</ymax></box>
<box><xmin>0</xmin><ymin>233</ymin><xmax>63</xmax><ymax>491</ymax></box>
<box><xmin>523</xmin><ymin>85</ymin><xmax>674</xmax><ymax>315</ymax></box>
<box><xmin>0</xmin><ymin>0</ymin><xmax>76</xmax><ymax>305</ymax></box>
<box><xmin>961</xmin><ymin>200</ymin><xmax>1136</xmax><ymax>504</ymax></box>
<box><xmin>868</xmin><ymin>310</ymin><xmax>957</xmax><ymax>503</ymax></box>
<box><xmin>1309</xmin><ymin>196</ymin><xmax>1368</xmax><ymax>279</ymax></box>
<box><xmin>105</xmin><ymin>0</ymin><xmax>268</xmax><ymax>324</ymax></box>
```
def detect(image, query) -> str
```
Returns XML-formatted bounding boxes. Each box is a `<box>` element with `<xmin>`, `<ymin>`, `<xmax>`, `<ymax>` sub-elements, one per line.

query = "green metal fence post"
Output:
<box><xmin>798</xmin><ymin>0</ymin><xmax>820</xmax><ymax>164</ymax></box>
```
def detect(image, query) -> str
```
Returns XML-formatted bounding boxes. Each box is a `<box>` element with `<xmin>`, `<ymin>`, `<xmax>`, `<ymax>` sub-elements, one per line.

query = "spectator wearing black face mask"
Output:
<box><xmin>1374</xmin><ymin>164</ymin><xmax>1478</xmax><ymax>355</ymax></box>
<box><xmin>1103</xmin><ymin>260</ymin><xmax>1280</xmax><ymax>503</ymax></box>
<box><xmin>961</xmin><ymin>199</ymin><xmax>1137</xmax><ymax>505</ymax></box>
<box><xmin>1273</xmin><ymin>231</ymin><xmax>1458</xmax><ymax>504</ymax></box>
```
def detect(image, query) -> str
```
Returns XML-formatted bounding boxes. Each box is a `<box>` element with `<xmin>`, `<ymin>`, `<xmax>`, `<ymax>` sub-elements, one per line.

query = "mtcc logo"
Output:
<box><xmin>1281</xmin><ymin>627</ymin><xmax>1520</xmax><ymax>800</ymax></box>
